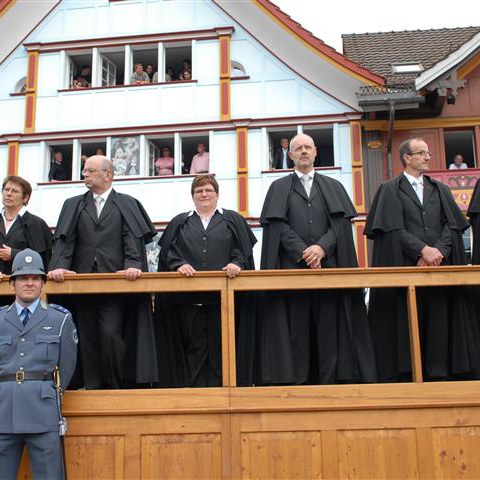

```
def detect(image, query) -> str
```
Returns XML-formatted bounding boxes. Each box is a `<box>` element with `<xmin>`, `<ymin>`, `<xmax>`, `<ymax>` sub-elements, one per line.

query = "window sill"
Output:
<box><xmin>38</xmin><ymin>172</ymin><xmax>212</xmax><ymax>186</ymax></box>
<box><xmin>57</xmin><ymin>79</ymin><xmax>197</xmax><ymax>93</ymax></box>
<box><xmin>9</xmin><ymin>92</ymin><xmax>26</xmax><ymax>97</ymax></box>
<box><xmin>231</xmin><ymin>76</ymin><xmax>250</xmax><ymax>81</ymax></box>
<box><xmin>261</xmin><ymin>166</ymin><xmax>341</xmax><ymax>174</ymax></box>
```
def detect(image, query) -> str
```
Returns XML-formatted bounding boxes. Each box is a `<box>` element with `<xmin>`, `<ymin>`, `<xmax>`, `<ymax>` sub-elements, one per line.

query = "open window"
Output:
<box><xmin>131</xmin><ymin>45</ymin><xmax>157</xmax><ymax>84</ymax></box>
<box><xmin>68</xmin><ymin>51</ymin><xmax>92</xmax><ymax>89</ymax></box>
<box><xmin>47</xmin><ymin>143</ymin><xmax>73</xmax><ymax>182</ymax></box>
<box><xmin>303</xmin><ymin>126</ymin><xmax>334</xmax><ymax>167</ymax></box>
<box><xmin>267</xmin><ymin>128</ymin><xmax>297</xmax><ymax>170</ymax></box>
<box><xmin>99</xmin><ymin>48</ymin><xmax>124</xmax><ymax>86</ymax></box>
<box><xmin>164</xmin><ymin>42</ymin><xmax>192</xmax><ymax>82</ymax></box>
<box><xmin>181</xmin><ymin>134</ymin><xmax>209</xmax><ymax>175</ymax></box>
<box><xmin>444</xmin><ymin>130</ymin><xmax>476</xmax><ymax>169</ymax></box>
<box><xmin>79</xmin><ymin>140</ymin><xmax>107</xmax><ymax>177</ymax></box>
<box><xmin>148</xmin><ymin>137</ymin><xmax>175</xmax><ymax>176</ymax></box>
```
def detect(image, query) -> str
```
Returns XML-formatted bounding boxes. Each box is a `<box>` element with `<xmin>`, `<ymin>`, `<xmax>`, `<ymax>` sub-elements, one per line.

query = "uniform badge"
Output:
<box><xmin>42</xmin><ymin>326</ymin><xmax>53</xmax><ymax>330</ymax></box>
<box><xmin>73</xmin><ymin>329</ymin><xmax>78</xmax><ymax>344</ymax></box>
<box><xmin>25</xmin><ymin>256</ymin><xmax>32</xmax><ymax>263</ymax></box>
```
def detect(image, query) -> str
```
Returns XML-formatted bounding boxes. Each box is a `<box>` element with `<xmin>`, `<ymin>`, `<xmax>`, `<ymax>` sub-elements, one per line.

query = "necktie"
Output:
<box><xmin>95</xmin><ymin>196</ymin><xmax>104</xmax><ymax>218</ymax></box>
<box><xmin>412</xmin><ymin>180</ymin><xmax>423</xmax><ymax>204</ymax></box>
<box><xmin>21</xmin><ymin>307</ymin><xmax>30</xmax><ymax>326</ymax></box>
<box><xmin>301</xmin><ymin>175</ymin><xmax>311</xmax><ymax>197</ymax></box>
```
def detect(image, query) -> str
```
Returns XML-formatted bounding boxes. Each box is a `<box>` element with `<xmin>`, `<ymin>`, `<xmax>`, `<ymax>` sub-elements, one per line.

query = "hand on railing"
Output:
<box><xmin>117</xmin><ymin>267</ymin><xmax>142</xmax><ymax>281</ymax></box>
<box><xmin>48</xmin><ymin>268</ymin><xmax>77</xmax><ymax>282</ymax></box>
<box><xmin>222</xmin><ymin>263</ymin><xmax>241</xmax><ymax>278</ymax></box>
<box><xmin>178</xmin><ymin>264</ymin><xmax>196</xmax><ymax>277</ymax></box>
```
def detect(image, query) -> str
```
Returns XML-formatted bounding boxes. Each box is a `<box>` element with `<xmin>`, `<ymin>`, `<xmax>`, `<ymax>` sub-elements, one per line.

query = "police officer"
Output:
<box><xmin>0</xmin><ymin>248</ymin><xmax>77</xmax><ymax>479</ymax></box>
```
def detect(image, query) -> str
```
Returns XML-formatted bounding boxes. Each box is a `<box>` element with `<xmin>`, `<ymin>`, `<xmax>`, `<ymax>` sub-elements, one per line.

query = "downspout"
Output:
<box><xmin>386</xmin><ymin>101</ymin><xmax>395</xmax><ymax>179</ymax></box>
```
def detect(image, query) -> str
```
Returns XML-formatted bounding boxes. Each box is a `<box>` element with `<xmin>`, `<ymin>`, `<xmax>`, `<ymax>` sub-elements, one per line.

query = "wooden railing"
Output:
<box><xmin>3</xmin><ymin>265</ymin><xmax>480</xmax><ymax>387</ymax></box>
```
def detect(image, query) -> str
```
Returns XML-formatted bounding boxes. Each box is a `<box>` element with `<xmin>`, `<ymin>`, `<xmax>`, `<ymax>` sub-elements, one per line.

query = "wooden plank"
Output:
<box><xmin>221</xmin><ymin>287</ymin><xmax>230</xmax><ymax>387</ymax></box>
<box><xmin>416</xmin><ymin>427</ymin><xmax>436</xmax><ymax>479</ymax></box>
<box><xmin>407</xmin><ymin>285</ymin><xmax>423</xmax><ymax>383</ymax></box>
<box><xmin>227</xmin><ymin>287</ymin><xmax>237</xmax><ymax>387</ymax></box>
<box><xmin>321</xmin><ymin>430</ymin><xmax>339</xmax><ymax>479</ymax></box>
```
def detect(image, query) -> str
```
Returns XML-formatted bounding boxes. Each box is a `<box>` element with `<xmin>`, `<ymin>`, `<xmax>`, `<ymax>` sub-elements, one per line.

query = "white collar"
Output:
<box><xmin>93</xmin><ymin>186</ymin><xmax>113</xmax><ymax>202</ymax></box>
<box><xmin>403</xmin><ymin>171</ymin><xmax>423</xmax><ymax>185</ymax></box>
<box><xmin>295</xmin><ymin>169</ymin><xmax>315</xmax><ymax>180</ymax></box>
<box><xmin>188</xmin><ymin>206</ymin><xmax>224</xmax><ymax>217</ymax></box>
<box><xmin>2</xmin><ymin>205</ymin><xmax>27</xmax><ymax>219</ymax></box>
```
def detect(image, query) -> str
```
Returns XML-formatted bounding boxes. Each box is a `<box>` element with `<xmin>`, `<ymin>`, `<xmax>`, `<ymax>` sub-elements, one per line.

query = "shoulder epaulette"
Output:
<box><xmin>48</xmin><ymin>304</ymin><xmax>71</xmax><ymax>315</ymax></box>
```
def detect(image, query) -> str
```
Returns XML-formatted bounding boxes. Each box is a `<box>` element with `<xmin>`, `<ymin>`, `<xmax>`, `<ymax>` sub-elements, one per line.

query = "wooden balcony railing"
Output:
<box><xmin>3</xmin><ymin>266</ymin><xmax>480</xmax><ymax>387</ymax></box>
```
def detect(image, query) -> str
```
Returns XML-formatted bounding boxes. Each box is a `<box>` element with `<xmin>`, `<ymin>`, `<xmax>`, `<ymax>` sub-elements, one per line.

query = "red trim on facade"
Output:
<box><xmin>254</xmin><ymin>0</ymin><xmax>384</xmax><ymax>85</ymax></box>
<box><xmin>355</xmin><ymin>223</ymin><xmax>367</xmax><ymax>268</ymax></box>
<box><xmin>1</xmin><ymin>113</ymin><xmax>361</xmax><ymax>145</ymax></box>
<box><xmin>9</xmin><ymin>92</ymin><xmax>26</xmax><ymax>97</ymax></box>
<box><xmin>220</xmin><ymin>36</ymin><xmax>229</xmax><ymax>77</ymax></box>
<box><xmin>24</xmin><ymin>27</ymin><xmax>234</xmax><ymax>53</ymax></box>
<box><xmin>220</xmin><ymin>80</ymin><xmax>230</xmax><ymax>118</ymax></box>
<box><xmin>231</xmin><ymin>76</ymin><xmax>250</xmax><ymax>81</ymax></box>
<box><xmin>351</xmin><ymin>123</ymin><xmax>362</xmax><ymax>165</ymax></box>
<box><xmin>237</xmin><ymin>129</ymin><xmax>247</xmax><ymax>170</ymax></box>
<box><xmin>27</xmin><ymin>53</ymin><xmax>36</xmax><ymax>90</ymax></box>
<box><xmin>354</xmin><ymin>170</ymin><xmax>363</xmax><ymax>207</ymax></box>
<box><xmin>7</xmin><ymin>142</ymin><xmax>18</xmax><ymax>175</ymax></box>
<box><xmin>238</xmin><ymin>175</ymin><xmax>247</xmax><ymax>214</ymax></box>
<box><xmin>0</xmin><ymin>0</ymin><xmax>13</xmax><ymax>16</ymax></box>
<box><xmin>25</xmin><ymin>95</ymin><xmax>34</xmax><ymax>130</ymax></box>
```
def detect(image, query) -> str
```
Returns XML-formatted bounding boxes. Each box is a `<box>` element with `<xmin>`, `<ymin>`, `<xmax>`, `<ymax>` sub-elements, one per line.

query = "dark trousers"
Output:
<box><xmin>178</xmin><ymin>304</ymin><xmax>221</xmax><ymax>387</ymax></box>
<box><xmin>0</xmin><ymin>432</ymin><xmax>64</xmax><ymax>480</ymax></box>
<box><xmin>74</xmin><ymin>294</ymin><xmax>126</xmax><ymax>389</ymax></box>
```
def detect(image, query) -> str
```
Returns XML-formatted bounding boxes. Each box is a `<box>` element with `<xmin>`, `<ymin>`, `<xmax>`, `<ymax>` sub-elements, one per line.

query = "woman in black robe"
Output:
<box><xmin>156</xmin><ymin>175</ymin><xmax>257</xmax><ymax>387</ymax></box>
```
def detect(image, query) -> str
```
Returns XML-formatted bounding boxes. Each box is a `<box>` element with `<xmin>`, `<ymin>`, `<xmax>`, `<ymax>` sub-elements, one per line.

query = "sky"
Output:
<box><xmin>272</xmin><ymin>0</ymin><xmax>480</xmax><ymax>52</ymax></box>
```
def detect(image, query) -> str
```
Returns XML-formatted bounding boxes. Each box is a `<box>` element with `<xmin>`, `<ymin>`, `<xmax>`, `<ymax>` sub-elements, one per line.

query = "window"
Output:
<box><xmin>230</xmin><ymin>61</ymin><xmax>246</xmax><ymax>77</ymax></box>
<box><xmin>164</xmin><ymin>43</ymin><xmax>192</xmax><ymax>82</ymax></box>
<box><xmin>47</xmin><ymin>144</ymin><xmax>73</xmax><ymax>182</ymax></box>
<box><xmin>100</xmin><ymin>49</ymin><xmax>124</xmax><ymax>86</ymax></box>
<box><xmin>181</xmin><ymin>134</ymin><xmax>209</xmax><ymax>175</ymax></box>
<box><xmin>68</xmin><ymin>51</ymin><xmax>92</xmax><ymax>89</ymax></box>
<box><xmin>444</xmin><ymin>130</ymin><xmax>476</xmax><ymax>168</ymax></box>
<box><xmin>148</xmin><ymin>137</ymin><xmax>175</xmax><ymax>176</ymax></box>
<box><xmin>391</xmin><ymin>63</ymin><xmax>423</xmax><ymax>74</ymax></box>
<box><xmin>131</xmin><ymin>45</ymin><xmax>157</xmax><ymax>84</ymax></box>
<box><xmin>111</xmin><ymin>136</ymin><xmax>141</xmax><ymax>176</ymax></box>
<box><xmin>79</xmin><ymin>140</ymin><xmax>107</xmax><ymax>177</ymax></box>
<box><xmin>267</xmin><ymin>129</ymin><xmax>297</xmax><ymax>170</ymax></box>
<box><xmin>15</xmin><ymin>77</ymin><xmax>27</xmax><ymax>94</ymax></box>
<box><xmin>303</xmin><ymin>126</ymin><xmax>334</xmax><ymax>167</ymax></box>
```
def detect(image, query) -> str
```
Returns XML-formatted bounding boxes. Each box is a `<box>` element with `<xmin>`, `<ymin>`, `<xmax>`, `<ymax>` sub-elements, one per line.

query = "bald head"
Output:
<box><xmin>83</xmin><ymin>155</ymin><xmax>114</xmax><ymax>194</ymax></box>
<box><xmin>289</xmin><ymin>134</ymin><xmax>317</xmax><ymax>174</ymax></box>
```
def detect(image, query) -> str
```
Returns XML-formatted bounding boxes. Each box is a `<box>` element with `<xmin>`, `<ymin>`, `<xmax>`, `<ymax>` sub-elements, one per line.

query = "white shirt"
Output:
<box><xmin>2</xmin><ymin>205</ymin><xmax>27</xmax><ymax>234</ymax></box>
<box><xmin>403</xmin><ymin>171</ymin><xmax>423</xmax><ymax>203</ymax></box>
<box><xmin>93</xmin><ymin>187</ymin><xmax>113</xmax><ymax>214</ymax></box>
<box><xmin>189</xmin><ymin>207</ymin><xmax>224</xmax><ymax>229</ymax></box>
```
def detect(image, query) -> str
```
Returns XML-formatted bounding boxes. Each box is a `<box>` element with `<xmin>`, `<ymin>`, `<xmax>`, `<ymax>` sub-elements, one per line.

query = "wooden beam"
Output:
<box><xmin>406</xmin><ymin>285</ymin><xmax>423</xmax><ymax>383</ymax></box>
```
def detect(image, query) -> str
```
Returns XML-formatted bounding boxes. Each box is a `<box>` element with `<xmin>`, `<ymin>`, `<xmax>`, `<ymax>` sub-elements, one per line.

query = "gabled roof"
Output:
<box><xmin>342</xmin><ymin>26</ymin><xmax>480</xmax><ymax>87</ymax></box>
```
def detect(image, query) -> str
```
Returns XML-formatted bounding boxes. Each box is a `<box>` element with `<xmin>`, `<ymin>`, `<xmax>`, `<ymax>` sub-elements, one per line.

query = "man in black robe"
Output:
<box><xmin>260</xmin><ymin>133</ymin><xmax>377</xmax><ymax>385</ymax></box>
<box><xmin>468</xmin><ymin>180</ymin><xmax>480</xmax><ymax>264</ymax></box>
<box><xmin>365</xmin><ymin>137</ymin><xmax>480</xmax><ymax>381</ymax></box>
<box><xmin>48</xmin><ymin>155</ymin><xmax>158</xmax><ymax>389</ymax></box>
<box><xmin>156</xmin><ymin>175</ymin><xmax>257</xmax><ymax>387</ymax></box>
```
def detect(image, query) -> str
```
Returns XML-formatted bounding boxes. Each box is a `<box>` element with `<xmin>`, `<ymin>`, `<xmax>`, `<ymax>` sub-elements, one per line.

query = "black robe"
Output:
<box><xmin>467</xmin><ymin>179</ymin><xmax>480</xmax><ymax>264</ymax></box>
<box><xmin>365</xmin><ymin>174</ymin><xmax>480</xmax><ymax>381</ymax></box>
<box><xmin>49</xmin><ymin>191</ymin><xmax>158</xmax><ymax>385</ymax></box>
<box><xmin>155</xmin><ymin>209</ymin><xmax>258</xmax><ymax>387</ymax></box>
<box><xmin>260</xmin><ymin>173</ymin><xmax>377</xmax><ymax>384</ymax></box>
<box><xmin>0</xmin><ymin>211</ymin><xmax>52</xmax><ymax>275</ymax></box>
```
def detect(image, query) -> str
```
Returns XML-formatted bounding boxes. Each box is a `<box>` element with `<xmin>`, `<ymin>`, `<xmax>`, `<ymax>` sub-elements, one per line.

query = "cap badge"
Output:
<box><xmin>25</xmin><ymin>256</ymin><xmax>32</xmax><ymax>263</ymax></box>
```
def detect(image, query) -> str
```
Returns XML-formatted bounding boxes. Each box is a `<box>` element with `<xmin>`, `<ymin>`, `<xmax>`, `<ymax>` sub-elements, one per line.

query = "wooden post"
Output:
<box><xmin>406</xmin><ymin>285</ymin><xmax>423</xmax><ymax>382</ymax></box>
<box><xmin>220</xmin><ymin>285</ymin><xmax>231</xmax><ymax>386</ymax></box>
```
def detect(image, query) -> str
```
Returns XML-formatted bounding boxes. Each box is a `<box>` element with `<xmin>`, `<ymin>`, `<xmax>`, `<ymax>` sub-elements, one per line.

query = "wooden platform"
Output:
<box><xmin>11</xmin><ymin>267</ymin><xmax>480</xmax><ymax>478</ymax></box>
<box><xmin>18</xmin><ymin>382</ymin><xmax>480</xmax><ymax>479</ymax></box>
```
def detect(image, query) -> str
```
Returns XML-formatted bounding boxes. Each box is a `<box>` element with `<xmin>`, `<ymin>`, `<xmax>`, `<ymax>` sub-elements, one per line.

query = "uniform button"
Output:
<box><xmin>203</xmin><ymin>236</ymin><xmax>207</xmax><ymax>240</ymax></box>
<box><xmin>425</xmin><ymin>227</ymin><xmax>429</xmax><ymax>231</ymax></box>
<box><xmin>309</xmin><ymin>220</ymin><xmax>314</xmax><ymax>224</ymax></box>
<box><xmin>20</xmin><ymin>352</ymin><xmax>25</xmax><ymax>356</ymax></box>
<box><xmin>307</xmin><ymin>203</ymin><xmax>312</xmax><ymax>207</ymax></box>
<box><xmin>422</xmin><ymin>211</ymin><xmax>426</xmax><ymax>215</ymax></box>
<box><xmin>203</xmin><ymin>249</ymin><xmax>207</xmax><ymax>253</ymax></box>
<box><xmin>20</xmin><ymin>338</ymin><xmax>25</xmax><ymax>342</ymax></box>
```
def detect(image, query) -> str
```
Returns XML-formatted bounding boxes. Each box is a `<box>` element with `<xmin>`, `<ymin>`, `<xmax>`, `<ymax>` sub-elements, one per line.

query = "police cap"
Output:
<box><xmin>10</xmin><ymin>248</ymin><xmax>47</xmax><ymax>279</ymax></box>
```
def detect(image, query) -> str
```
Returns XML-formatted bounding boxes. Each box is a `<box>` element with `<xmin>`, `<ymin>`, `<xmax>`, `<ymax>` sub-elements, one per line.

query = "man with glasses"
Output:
<box><xmin>365</xmin><ymin>137</ymin><xmax>479</xmax><ymax>381</ymax></box>
<box><xmin>259</xmin><ymin>133</ymin><xmax>377</xmax><ymax>385</ymax></box>
<box><xmin>48</xmin><ymin>155</ymin><xmax>158</xmax><ymax>389</ymax></box>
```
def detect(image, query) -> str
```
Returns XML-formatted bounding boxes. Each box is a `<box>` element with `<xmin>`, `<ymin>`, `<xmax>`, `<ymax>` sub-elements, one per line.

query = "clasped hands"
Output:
<box><xmin>302</xmin><ymin>244</ymin><xmax>325</xmax><ymax>269</ymax></box>
<box><xmin>417</xmin><ymin>245</ymin><xmax>444</xmax><ymax>267</ymax></box>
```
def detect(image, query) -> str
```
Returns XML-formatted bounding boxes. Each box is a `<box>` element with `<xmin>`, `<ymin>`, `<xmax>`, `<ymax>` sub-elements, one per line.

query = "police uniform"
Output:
<box><xmin>0</xmin><ymin>249</ymin><xmax>77</xmax><ymax>480</ymax></box>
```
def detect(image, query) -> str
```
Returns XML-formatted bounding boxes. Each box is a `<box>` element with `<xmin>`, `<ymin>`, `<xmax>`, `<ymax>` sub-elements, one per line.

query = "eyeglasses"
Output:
<box><xmin>409</xmin><ymin>150</ymin><xmax>433</xmax><ymax>158</ymax></box>
<box><xmin>194</xmin><ymin>188</ymin><xmax>216</xmax><ymax>195</ymax></box>
<box><xmin>82</xmin><ymin>168</ymin><xmax>107</xmax><ymax>175</ymax></box>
